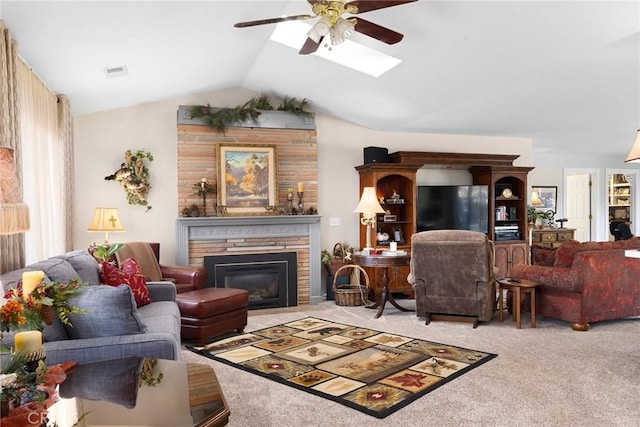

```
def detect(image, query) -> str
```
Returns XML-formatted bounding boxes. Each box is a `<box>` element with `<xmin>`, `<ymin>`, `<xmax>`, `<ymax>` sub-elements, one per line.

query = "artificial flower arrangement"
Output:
<box><xmin>1</xmin><ymin>278</ymin><xmax>87</xmax><ymax>335</ymax></box>
<box><xmin>1</xmin><ymin>277</ymin><xmax>87</xmax><ymax>424</ymax></box>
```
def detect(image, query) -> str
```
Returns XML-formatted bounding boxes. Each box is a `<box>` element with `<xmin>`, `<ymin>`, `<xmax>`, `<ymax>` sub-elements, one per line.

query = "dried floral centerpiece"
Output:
<box><xmin>1</xmin><ymin>278</ymin><xmax>87</xmax><ymax>336</ymax></box>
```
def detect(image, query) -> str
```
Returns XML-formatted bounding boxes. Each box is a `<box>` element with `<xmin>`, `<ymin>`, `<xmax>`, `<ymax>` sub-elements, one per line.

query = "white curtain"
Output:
<box><xmin>18</xmin><ymin>59</ymin><xmax>70</xmax><ymax>262</ymax></box>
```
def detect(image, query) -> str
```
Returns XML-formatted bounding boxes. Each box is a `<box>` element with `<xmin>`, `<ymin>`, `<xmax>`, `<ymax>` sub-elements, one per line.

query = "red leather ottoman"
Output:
<box><xmin>176</xmin><ymin>288</ymin><xmax>249</xmax><ymax>346</ymax></box>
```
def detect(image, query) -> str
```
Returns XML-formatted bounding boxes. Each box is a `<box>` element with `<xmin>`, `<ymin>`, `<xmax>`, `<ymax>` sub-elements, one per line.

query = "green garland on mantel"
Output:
<box><xmin>189</xmin><ymin>94</ymin><xmax>312</xmax><ymax>134</ymax></box>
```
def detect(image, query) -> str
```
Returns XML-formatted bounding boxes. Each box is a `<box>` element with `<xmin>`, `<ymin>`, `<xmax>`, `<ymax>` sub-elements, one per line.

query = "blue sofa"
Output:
<box><xmin>0</xmin><ymin>250</ymin><xmax>182</xmax><ymax>365</ymax></box>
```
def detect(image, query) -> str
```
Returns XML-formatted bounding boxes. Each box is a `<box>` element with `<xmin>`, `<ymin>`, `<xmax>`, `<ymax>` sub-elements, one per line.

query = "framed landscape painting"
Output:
<box><xmin>217</xmin><ymin>143</ymin><xmax>277</xmax><ymax>215</ymax></box>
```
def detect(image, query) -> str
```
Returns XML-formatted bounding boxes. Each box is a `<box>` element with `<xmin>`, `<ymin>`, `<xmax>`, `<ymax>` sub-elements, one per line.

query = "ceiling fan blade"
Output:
<box><xmin>346</xmin><ymin>0</ymin><xmax>417</xmax><ymax>14</ymax></box>
<box><xmin>234</xmin><ymin>14</ymin><xmax>313</xmax><ymax>28</ymax></box>
<box><xmin>354</xmin><ymin>17</ymin><xmax>404</xmax><ymax>44</ymax></box>
<box><xmin>299</xmin><ymin>37</ymin><xmax>322</xmax><ymax>55</ymax></box>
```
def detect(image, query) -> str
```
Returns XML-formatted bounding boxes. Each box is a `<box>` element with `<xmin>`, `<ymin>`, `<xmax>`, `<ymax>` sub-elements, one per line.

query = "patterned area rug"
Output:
<box><xmin>188</xmin><ymin>317</ymin><xmax>497</xmax><ymax>419</ymax></box>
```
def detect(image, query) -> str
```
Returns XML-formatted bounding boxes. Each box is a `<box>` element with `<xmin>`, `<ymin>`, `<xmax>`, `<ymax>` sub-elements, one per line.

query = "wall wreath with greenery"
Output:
<box><xmin>104</xmin><ymin>149</ymin><xmax>154</xmax><ymax>211</ymax></box>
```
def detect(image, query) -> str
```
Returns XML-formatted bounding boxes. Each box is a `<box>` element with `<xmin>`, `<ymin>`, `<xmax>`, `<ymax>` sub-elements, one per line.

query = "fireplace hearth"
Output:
<box><xmin>204</xmin><ymin>252</ymin><xmax>297</xmax><ymax>309</ymax></box>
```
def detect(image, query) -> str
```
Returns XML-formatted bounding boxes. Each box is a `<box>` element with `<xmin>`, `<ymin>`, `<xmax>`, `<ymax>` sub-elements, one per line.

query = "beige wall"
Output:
<box><xmin>74</xmin><ymin>87</ymin><xmax>535</xmax><ymax>264</ymax></box>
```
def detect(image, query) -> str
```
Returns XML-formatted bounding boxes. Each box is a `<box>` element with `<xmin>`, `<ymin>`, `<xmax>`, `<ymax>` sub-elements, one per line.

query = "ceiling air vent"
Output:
<box><xmin>103</xmin><ymin>65</ymin><xmax>128</xmax><ymax>78</ymax></box>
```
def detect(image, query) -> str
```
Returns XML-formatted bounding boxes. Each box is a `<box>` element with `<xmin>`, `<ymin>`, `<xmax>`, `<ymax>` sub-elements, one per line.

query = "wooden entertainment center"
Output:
<box><xmin>356</xmin><ymin>151</ymin><xmax>533</xmax><ymax>302</ymax></box>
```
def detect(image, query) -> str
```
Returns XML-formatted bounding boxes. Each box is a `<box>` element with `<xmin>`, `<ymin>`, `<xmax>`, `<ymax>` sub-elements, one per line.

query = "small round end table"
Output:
<box><xmin>497</xmin><ymin>278</ymin><xmax>540</xmax><ymax>329</ymax></box>
<box><xmin>353</xmin><ymin>252</ymin><xmax>413</xmax><ymax>318</ymax></box>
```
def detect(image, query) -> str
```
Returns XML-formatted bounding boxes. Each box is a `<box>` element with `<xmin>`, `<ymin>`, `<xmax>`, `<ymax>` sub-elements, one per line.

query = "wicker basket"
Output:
<box><xmin>332</xmin><ymin>264</ymin><xmax>370</xmax><ymax>306</ymax></box>
<box><xmin>324</xmin><ymin>243</ymin><xmax>353</xmax><ymax>277</ymax></box>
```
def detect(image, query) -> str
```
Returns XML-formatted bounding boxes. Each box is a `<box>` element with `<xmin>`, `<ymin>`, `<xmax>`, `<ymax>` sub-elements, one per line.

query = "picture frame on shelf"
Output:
<box><xmin>217</xmin><ymin>143</ymin><xmax>277</xmax><ymax>216</ymax></box>
<box><xmin>532</xmin><ymin>186</ymin><xmax>557</xmax><ymax>212</ymax></box>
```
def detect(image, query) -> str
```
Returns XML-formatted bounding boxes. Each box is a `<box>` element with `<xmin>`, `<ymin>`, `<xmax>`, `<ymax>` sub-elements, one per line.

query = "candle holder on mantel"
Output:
<box><xmin>193</xmin><ymin>179</ymin><xmax>215</xmax><ymax>216</ymax></box>
<box><xmin>286</xmin><ymin>188</ymin><xmax>294</xmax><ymax>215</ymax></box>
<box><xmin>297</xmin><ymin>191</ymin><xmax>304</xmax><ymax>215</ymax></box>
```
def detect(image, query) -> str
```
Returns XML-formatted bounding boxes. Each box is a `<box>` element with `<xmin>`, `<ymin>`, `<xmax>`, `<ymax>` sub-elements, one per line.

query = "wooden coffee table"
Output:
<box><xmin>353</xmin><ymin>252</ymin><xmax>413</xmax><ymax>318</ymax></box>
<box><xmin>497</xmin><ymin>278</ymin><xmax>540</xmax><ymax>329</ymax></box>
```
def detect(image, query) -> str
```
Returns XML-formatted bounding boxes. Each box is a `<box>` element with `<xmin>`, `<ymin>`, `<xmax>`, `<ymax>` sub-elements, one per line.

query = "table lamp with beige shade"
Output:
<box><xmin>88</xmin><ymin>207</ymin><xmax>125</xmax><ymax>245</ymax></box>
<box><xmin>354</xmin><ymin>187</ymin><xmax>385</xmax><ymax>251</ymax></box>
<box><xmin>531</xmin><ymin>190</ymin><xmax>544</xmax><ymax>207</ymax></box>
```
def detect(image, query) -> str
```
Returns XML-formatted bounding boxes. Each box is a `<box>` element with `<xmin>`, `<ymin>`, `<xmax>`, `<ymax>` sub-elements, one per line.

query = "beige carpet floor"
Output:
<box><xmin>181</xmin><ymin>301</ymin><xmax>640</xmax><ymax>427</ymax></box>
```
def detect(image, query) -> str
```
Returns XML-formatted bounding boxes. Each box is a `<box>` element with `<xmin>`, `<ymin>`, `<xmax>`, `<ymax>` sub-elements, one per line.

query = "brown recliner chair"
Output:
<box><xmin>115</xmin><ymin>242</ymin><xmax>206</xmax><ymax>293</ymax></box>
<box><xmin>407</xmin><ymin>230</ymin><xmax>497</xmax><ymax>328</ymax></box>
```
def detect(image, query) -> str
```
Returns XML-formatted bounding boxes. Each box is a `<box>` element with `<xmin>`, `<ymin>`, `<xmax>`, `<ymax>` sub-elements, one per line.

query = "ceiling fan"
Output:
<box><xmin>234</xmin><ymin>0</ymin><xmax>417</xmax><ymax>55</ymax></box>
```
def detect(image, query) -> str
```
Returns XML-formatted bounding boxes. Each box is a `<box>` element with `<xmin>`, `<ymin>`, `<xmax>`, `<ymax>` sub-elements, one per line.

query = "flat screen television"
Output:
<box><xmin>417</xmin><ymin>185</ymin><xmax>489</xmax><ymax>233</ymax></box>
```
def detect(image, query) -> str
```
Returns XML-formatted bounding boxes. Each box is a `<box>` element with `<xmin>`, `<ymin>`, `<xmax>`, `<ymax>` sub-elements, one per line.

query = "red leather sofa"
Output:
<box><xmin>511</xmin><ymin>238</ymin><xmax>640</xmax><ymax>331</ymax></box>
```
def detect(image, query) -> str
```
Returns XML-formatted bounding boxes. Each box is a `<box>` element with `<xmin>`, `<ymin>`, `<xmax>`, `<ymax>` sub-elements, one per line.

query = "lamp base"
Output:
<box><xmin>364</xmin><ymin>223</ymin><xmax>374</xmax><ymax>251</ymax></box>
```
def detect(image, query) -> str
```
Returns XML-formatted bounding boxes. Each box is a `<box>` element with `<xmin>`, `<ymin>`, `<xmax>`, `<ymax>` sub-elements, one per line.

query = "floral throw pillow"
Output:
<box><xmin>101</xmin><ymin>258</ymin><xmax>151</xmax><ymax>307</ymax></box>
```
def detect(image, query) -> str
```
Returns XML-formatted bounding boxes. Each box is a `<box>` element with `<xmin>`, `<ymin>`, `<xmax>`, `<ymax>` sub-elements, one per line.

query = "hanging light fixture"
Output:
<box><xmin>330</xmin><ymin>17</ymin><xmax>355</xmax><ymax>45</ymax></box>
<box><xmin>306</xmin><ymin>15</ymin><xmax>331</xmax><ymax>43</ymax></box>
<box><xmin>624</xmin><ymin>129</ymin><xmax>640</xmax><ymax>163</ymax></box>
<box><xmin>304</xmin><ymin>2</ymin><xmax>358</xmax><ymax>47</ymax></box>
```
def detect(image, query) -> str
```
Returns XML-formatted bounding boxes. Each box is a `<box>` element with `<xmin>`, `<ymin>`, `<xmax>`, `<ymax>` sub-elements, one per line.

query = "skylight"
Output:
<box><xmin>270</xmin><ymin>21</ymin><xmax>401</xmax><ymax>78</ymax></box>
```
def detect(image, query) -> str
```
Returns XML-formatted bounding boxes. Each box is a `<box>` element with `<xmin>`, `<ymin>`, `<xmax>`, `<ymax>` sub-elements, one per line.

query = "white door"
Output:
<box><xmin>566</xmin><ymin>173</ymin><xmax>593</xmax><ymax>241</ymax></box>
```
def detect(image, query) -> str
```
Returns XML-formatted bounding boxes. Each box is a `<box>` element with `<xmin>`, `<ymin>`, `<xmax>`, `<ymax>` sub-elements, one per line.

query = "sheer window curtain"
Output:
<box><xmin>18</xmin><ymin>60</ymin><xmax>74</xmax><ymax>263</ymax></box>
<box><xmin>1</xmin><ymin>21</ymin><xmax>72</xmax><ymax>272</ymax></box>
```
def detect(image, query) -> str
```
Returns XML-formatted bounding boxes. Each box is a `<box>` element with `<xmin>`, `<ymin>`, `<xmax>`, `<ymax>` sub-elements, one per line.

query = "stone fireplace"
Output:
<box><xmin>175</xmin><ymin>215</ymin><xmax>322</xmax><ymax>304</ymax></box>
<box><xmin>204</xmin><ymin>252</ymin><xmax>297</xmax><ymax>309</ymax></box>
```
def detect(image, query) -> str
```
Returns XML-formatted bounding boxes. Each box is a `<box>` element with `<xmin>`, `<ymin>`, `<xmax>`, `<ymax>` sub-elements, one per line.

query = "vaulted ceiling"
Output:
<box><xmin>1</xmin><ymin>1</ymin><xmax>638</xmax><ymax>160</ymax></box>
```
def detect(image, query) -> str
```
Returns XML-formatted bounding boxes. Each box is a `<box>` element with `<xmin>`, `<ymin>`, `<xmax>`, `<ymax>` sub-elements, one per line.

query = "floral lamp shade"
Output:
<box><xmin>0</xmin><ymin>146</ymin><xmax>30</xmax><ymax>235</ymax></box>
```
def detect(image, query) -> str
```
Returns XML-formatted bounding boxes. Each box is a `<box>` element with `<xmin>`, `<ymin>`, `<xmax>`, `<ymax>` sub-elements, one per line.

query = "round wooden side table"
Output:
<box><xmin>353</xmin><ymin>252</ymin><xmax>413</xmax><ymax>319</ymax></box>
<box><xmin>497</xmin><ymin>278</ymin><xmax>540</xmax><ymax>329</ymax></box>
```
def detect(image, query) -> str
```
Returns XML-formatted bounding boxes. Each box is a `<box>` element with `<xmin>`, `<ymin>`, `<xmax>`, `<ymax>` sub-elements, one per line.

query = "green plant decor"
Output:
<box><xmin>92</xmin><ymin>243</ymin><xmax>125</xmax><ymax>262</ymax></box>
<box><xmin>189</xmin><ymin>94</ymin><xmax>312</xmax><ymax>135</ymax></box>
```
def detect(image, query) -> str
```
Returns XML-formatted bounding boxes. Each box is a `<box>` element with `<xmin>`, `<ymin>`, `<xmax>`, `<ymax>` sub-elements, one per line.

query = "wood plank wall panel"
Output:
<box><xmin>177</xmin><ymin>125</ymin><xmax>317</xmax><ymax>215</ymax></box>
<box><xmin>177</xmin><ymin>123</ymin><xmax>317</xmax><ymax>304</ymax></box>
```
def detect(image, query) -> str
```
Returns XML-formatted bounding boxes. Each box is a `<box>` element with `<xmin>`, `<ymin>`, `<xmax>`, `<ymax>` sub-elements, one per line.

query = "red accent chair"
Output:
<box><xmin>511</xmin><ymin>238</ymin><xmax>640</xmax><ymax>331</ymax></box>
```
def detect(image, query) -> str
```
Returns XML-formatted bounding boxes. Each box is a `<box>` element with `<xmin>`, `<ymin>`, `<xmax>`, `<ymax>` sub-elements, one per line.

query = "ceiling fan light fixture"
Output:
<box><xmin>307</xmin><ymin>15</ymin><xmax>331</xmax><ymax>43</ymax></box>
<box><xmin>315</xmin><ymin>16</ymin><xmax>331</xmax><ymax>36</ymax></box>
<box><xmin>330</xmin><ymin>17</ymin><xmax>355</xmax><ymax>45</ymax></box>
<box><xmin>306</xmin><ymin>26</ymin><xmax>322</xmax><ymax>43</ymax></box>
